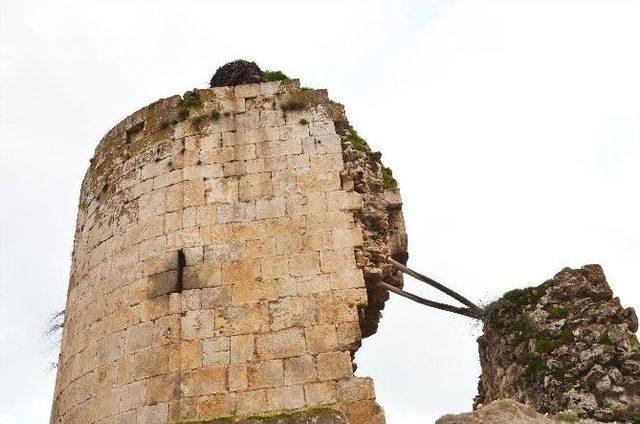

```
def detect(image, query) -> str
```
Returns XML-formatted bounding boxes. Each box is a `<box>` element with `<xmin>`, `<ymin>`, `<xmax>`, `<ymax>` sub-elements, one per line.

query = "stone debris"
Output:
<box><xmin>437</xmin><ymin>399</ymin><xmax>604</xmax><ymax>424</ymax></box>
<box><xmin>476</xmin><ymin>265</ymin><xmax>640</xmax><ymax>422</ymax></box>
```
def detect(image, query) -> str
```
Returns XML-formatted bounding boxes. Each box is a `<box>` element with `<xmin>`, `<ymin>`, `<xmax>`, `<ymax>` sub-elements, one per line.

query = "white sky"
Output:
<box><xmin>0</xmin><ymin>1</ymin><xmax>638</xmax><ymax>423</ymax></box>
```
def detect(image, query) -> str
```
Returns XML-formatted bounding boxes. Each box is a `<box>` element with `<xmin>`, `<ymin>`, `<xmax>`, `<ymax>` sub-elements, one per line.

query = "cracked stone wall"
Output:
<box><xmin>50</xmin><ymin>78</ymin><xmax>406</xmax><ymax>424</ymax></box>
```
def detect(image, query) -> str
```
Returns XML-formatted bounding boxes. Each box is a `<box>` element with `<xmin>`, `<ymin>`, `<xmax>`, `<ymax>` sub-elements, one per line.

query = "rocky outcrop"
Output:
<box><xmin>437</xmin><ymin>399</ymin><xmax>603</xmax><ymax>424</ymax></box>
<box><xmin>476</xmin><ymin>265</ymin><xmax>640</xmax><ymax>422</ymax></box>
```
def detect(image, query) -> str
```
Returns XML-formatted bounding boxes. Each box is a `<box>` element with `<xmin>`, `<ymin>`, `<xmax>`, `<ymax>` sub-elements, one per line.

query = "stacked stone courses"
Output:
<box><xmin>50</xmin><ymin>79</ymin><xmax>394</xmax><ymax>423</ymax></box>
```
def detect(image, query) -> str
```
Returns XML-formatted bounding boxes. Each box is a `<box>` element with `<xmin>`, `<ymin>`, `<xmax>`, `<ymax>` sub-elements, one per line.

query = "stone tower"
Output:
<box><xmin>50</xmin><ymin>67</ymin><xmax>407</xmax><ymax>423</ymax></box>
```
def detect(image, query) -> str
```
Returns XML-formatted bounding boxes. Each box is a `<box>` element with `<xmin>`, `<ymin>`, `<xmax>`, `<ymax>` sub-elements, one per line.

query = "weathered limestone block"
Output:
<box><xmin>51</xmin><ymin>65</ymin><xmax>407</xmax><ymax>424</ymax></box>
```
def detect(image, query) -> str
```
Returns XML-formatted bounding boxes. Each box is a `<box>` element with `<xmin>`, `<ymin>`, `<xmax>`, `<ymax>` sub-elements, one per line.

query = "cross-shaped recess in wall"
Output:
<box><xmin>176</xmin><ymin>249</ymin><xmax>186</xmax><ymax>293</ymax></box>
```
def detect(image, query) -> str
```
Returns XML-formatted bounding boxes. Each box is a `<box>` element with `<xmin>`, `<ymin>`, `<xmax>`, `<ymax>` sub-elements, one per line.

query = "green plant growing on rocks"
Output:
<box><xmin>281</xmin><ymin>100</ymin><xmax>306</xmax><ymax>113</ymax></box>
<box><xmin>262</xmin><ymin>70</ymin><xmax>288</xmax><ymax>82</ymax></box>
<box><xmin>545</xmin><ymin>305</ymin><xmax>569</xmax><ymax>319</ymax></box>
<box><xmin>340</xmin><ymin>129</ymin><xmax>370</xmax><ymax>153</ymax></box>
<box><xmin>211</xmin><ymin>110</ymin><xmax>221</xmax><ymax>121</ymax></box>
<box><xmin>178</xmin><ymin>90</ymin><xmax>202</xmax><ymax>109</ymax></box>
<box><xmin>299</xmin><ymin>118</ymin><xmax>309</xmax><ymax>125</ymax></box>
<box><xmin>191</xmin><ymin>114</ymin><xmax>208</xmax><ymax>131</ymax></box>
<box><xmin>381</xmin><ymin>166</ymin><xmax>397</xmax><ymax>190</ymax></box>
<box><xmin>177</xmin><ymin>90</ymin><xmax>202</xmax><ymax>122</ymax></box>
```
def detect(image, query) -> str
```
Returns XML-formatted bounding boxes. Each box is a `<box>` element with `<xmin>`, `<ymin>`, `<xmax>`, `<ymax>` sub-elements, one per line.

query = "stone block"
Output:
<box><xmin>134</xmin><ymin>345</ymin><xmax>168</xmax><ymax>379</ymax></box>
<box><xmin>125</xmin><ymin>322</ymin><xmax>153</xmax><ymax>353</ymax></box>
<box><xmin>270</xmin><ymin>296</ymin><xmax>317</xmax><ymax>331</ymax></box>
<box><xmin>181</xmin><ymin>366</ymin><xmax>228</xmax><ymax>396</ymax></box>
<box><xmin>201</xmin><ymin>285</ymin><xmax>232</xmax><ymax>309</ymax></box>
<box><xmin>337</xmin><ymin>321</ymin><xmax>362</xmax><ymax>349</ymax></box>
<box><xmin>289</xmin><ymin>252</ymin><xmax>320</xmax><ymax>277</ymax></box>
<box><xmin>117</xmin><ymin>379</ymin><xmax>146</xmax><ymax>411</ymax></box>
<box><xmin>181</xmin><ymin>288</ymin><xmax>202</xmax><ymax>311</ymax></box>
<box><xmin>255</xmin><ymin>197</ymin><xmax>287</xmax><ymax>219</ymax></box>
<box><xmin>238</xmin><ymin>172</ymin><xmax>272</xmax><ymax>201</ymax></box>
<box><xmin>217</xmin><ymin>201</ymin><xmax>256</xmax><ymax>223</ymax></box>
<box><xmin>284</xmin><ymin>355</ymin><xmax>317</xmax><ymax>386</ymax></box>
<box><xmin>219</xmin><ymin>303</ymin><xmax>269</xmax><ymax>336</ymax></box>
<box><xmin>206</xmin><ymin>177</ymin><xmax>239</xmax><ymax>203</ymax></box>
<box><xmin>197</xmin><ymin>393</ymin><xmax>235</xmax><ymax>419</ymax></box>
<box><xmin>203</xmin><ymin>241</ymin><xmax>245</xmax><ymax>263</ymax></box>
<box><xmin>148</xmin><ymin>271</ymin><xmax>177</xmax><ymax>299</ymax></box>
<box><xmin>235</xmin><ymin>111</ymin><xmax>260</xmax><ymax>129</ymax></box>
<box><xmin>316</xmin><ymin>351</ymin><xmax>353</xmax><ymax>381</ymax></box>
<box><xmin>181</xmin><ymin>309</ymin><xmax>216</xmax><ymax>340</ymax></box>
<box><xmin>255</xmin><ymin>328</ymin><xmax>306</xmax><ymax>360</ymax></box>
<box><xmin>152</xmin><ymin>314</ymin><xmax>180</xmax><ymax>346</ymax></box>
<box><xmin>337</xmin><ymin>377</ymin><xmax>376</xmax><ymax>403</ymax></box>
<box><xmin>228</xmin><ymin>364</ymin><xmax>248</xmax><ymax>392</ymax></box>
<box><xmin>320</xmin><ymin>249</ymin><xmax>356</xmax><ymax>274</ymax></box>
<box><xmin>305</xmin><ymin>381</ymin><xmax>337</xmax><ymax>406</ymax></box>
<box><xmin>248</xmin><ymin>359</ymin><xmax>284</xmax><ymax>389</ymax></box>
<box><xmin>230</xmin><ymin>334</ymin><xmax>255</xmax><ymax>364</ymax></box>
<box><xmin>303</xmin><ymin>231</ymin><xmax>332</xmax><ymax>251</ymax></box>
<box><xmin>235</xmin><ymin>389</ymin><xmax>267</xmax><ymax>416</ymax></box>
<box><xmin>138</xmin><ymin>191</ymin><xmax>166</xmax><ymax>220</ymax></box>
<box><xmin>184</xmin><ymin>262</ymin><xmax>223</xmax><ymax>289</ymax></box>
<box><xmin>261</xmin><ymin>256</ymin><xmax>289</xmax><ymax>279</ymax></box>
<box><xmin>305</xmin><ymin>325</ymin><xmax>338</xmax><ymax>354</ymax></box>
<box><xmin>139</xmin><ymin>235</ymin><xmax>167</xmax><ymax>262</ymax></box>
<box><xmin>145</xmin><ymin>372</ymin><xmax>180</xmax><ymax>405</ymax></box>
<box><xmin>235</xmin><ymin>83</ymin><xmax>260</xmax><ymax>98</ymax></box>
<box><xmin>222</xmin><ymin>259</ymin><xmax>261</xmax><ymax>284</ymax></box>
<box><xmin>275</xmin><ymin>233</ymin><xmax>303</xmax><ymax>255</ymax></box>
<box><xmin>136</xmin><ymin>403</ymin><xmax>168</xmax><ymax>424</ymax></box>
<box><xmin>180</xmin><ymin>340</ymin><xmax>202</xmax><ymax>370</ymax></box>
<box><xmin>203</xmin><ymin>349</ymin><xmax>230</xmax><ymax>367</ymax></box>
<box><xmin>266</xmin><ymin>385</ymin><xmax>305</xmax><ymax>410</ymax></box>
<box><xmin>231</xmin><ymin>222</ymin><xmax>267</xmax><ymax>241</ymax></box>
<box><xmin>183</xmin><ymin>181</ymin><xmax>206</xmax><ymax>208</ymax></box>
<box><xmin>331</xmin><ymin>228</ymin><xmax>363</xmax><ymax>249</ymax></box>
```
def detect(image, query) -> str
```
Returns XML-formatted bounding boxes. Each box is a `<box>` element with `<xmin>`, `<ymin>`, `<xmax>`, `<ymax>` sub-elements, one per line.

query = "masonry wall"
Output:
<box><xmin>50</xmin><ymin>80</ymin><xmax>398</xmax><ymax>423</ymax></box>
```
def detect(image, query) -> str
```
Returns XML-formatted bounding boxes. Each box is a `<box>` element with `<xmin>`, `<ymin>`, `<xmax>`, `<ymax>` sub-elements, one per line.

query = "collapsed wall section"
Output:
<box><xmin>51</xmin><ymin>78</ymin><xmax>406</xmax><ymax>424</ymax></box>
<box><xmin>476</xmin><ymin>265</ymin><xmax>640</xmax><ymax>422</ymax></box>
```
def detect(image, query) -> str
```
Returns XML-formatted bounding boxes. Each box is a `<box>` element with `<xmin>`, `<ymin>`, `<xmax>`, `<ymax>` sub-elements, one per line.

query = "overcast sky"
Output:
<box><xmin>1</xmin><ymin>1</ymin><xmax>639</xmax><ymax>423</ymax></box>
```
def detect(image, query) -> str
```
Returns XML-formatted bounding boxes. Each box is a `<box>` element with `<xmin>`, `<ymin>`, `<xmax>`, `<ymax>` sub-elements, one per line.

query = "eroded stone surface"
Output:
<box><xmin>184</xmin><ymin>407</ymin><xmax>348</xmax><ymax>423</ymax></box>
<box><xmin>437</xmin><ymin>399</ymin><xmax>603</xmax><ymax>424</ymax></box>
<box><xmin>476</xmin><ymin>265</ymin><xmax>640</xmax><ymax>422</ymax></box>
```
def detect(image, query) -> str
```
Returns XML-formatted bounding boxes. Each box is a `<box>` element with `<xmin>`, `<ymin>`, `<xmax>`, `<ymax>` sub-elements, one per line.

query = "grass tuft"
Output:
<box><xmin>262</xmin><ymin>70</ymin><xmax>288</xmax><ymax>82</ymax></box>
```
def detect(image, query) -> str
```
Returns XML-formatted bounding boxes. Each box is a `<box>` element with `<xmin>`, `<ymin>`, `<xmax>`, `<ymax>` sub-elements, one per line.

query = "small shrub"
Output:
<box><xmin>191</xmin><ymin>114</ymin><xmax>208</xmax><ymax>131</ymax></box>
<box><xmin>159</xmin><ymin>120</ymin><xmax>171</xmax><ymax>130</ymax></box>
<box><xmin>281</xmin><ymin>101</ymin><xmax>307</xmax><ymax>113</ymax></box>
<box><xmin>262</xmin><ymin>70</ymin><xmax>288</xmax><ymax>82</ymax></box>
<box><xmin>598</xmin><ymin>333</ymin><xmax>613</xmax><ymax>346</ymax></box>
<box><xmin>178</xmin><ymin>109</ymin><xmax>190</xmax><ymax>122</ymax></box>
<box><xmin>545</xmin><ymin>305</ymin><xmax>569</xmax><ymax>319</ymax></box>
<box><xmin>178</xmin><ymin>90</ymin><xmax>202</xmax><ymax>109</ymax></box>
<box><xmin>340</xmin><ymin>129</ymin><xmax>370</xmax><ymax>153</ymax></box>
<box><xmin>381</xmin><ymin>166</ymin><xmax>397</xmax><ymax>190</ymax></box>
<box><xmin>299</xmin><ymin>118</ymin><xmax>309</xmax><ymax>125</ymax></box>
<box><xmin>211</xmin><ymin>110</ymin><xmax>221</xmax><ymax>121</ymax></box>
<box><xmin>521</xmin><ymin>351</ymin><xmax>548</xmax><ymax>379</ymax></box>
<box><xmin>634</xmin><ymin>410</ymin><xmax>640</xmax><ymax>424</ymax></box>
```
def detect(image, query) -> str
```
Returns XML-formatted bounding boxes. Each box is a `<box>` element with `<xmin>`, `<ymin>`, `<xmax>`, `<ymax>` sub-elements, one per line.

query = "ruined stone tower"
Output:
<box><xmin>51</xmin><ymin>64</ymin><xmax>407</xmax><ymax>423</ymax></box>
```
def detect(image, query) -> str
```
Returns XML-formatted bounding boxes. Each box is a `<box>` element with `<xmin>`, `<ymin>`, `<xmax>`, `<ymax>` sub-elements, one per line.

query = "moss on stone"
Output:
<box><xmin>171</xmin><ymin>406</ymin><xmax>343</xmax><ymax>424</ymax></box>
<box><xmin>502</xmin><ymin>279</ymin><xmax>554</xmax><ymax>307</ymax></box>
